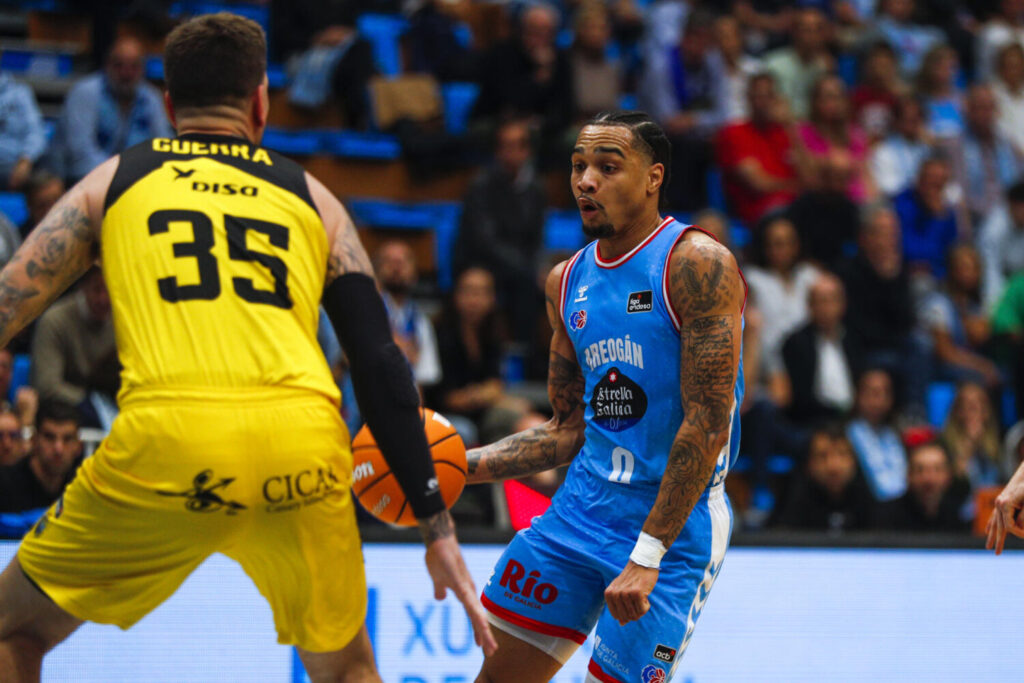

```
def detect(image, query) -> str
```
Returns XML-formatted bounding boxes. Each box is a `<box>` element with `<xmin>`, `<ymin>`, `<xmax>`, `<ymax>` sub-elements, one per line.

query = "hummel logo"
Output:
<box><xmin>574</xmin><ymin>285</ymin><xmax>589</xmax><ymax>302</ymax></box>
<box><xmin>172</xmin><ymin>166</ymin><xmax>196</xmax><ymax>180</ymax></box>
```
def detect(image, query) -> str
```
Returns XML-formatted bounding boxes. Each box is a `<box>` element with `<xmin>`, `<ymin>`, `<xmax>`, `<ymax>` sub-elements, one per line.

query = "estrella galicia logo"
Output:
<box><xmin>641</xmin><ymin>664</ymin><xmax>667</xmax><ymax>683</ymax></box>
<box><xmin>654</xmin><ymin>643</ymin><xmax>677</xmax><ymax>664</ymax></box>
<box><xmin>627</xmin><ymin>290</ymin><xmax>653</xmax><ymax>313</ymax></box>
<box><xmin>569</xmin><ymin>310</ymin><xmax>587</xmax><ymax>331</ymax></box>
<box><xmin>590</xmin><ymin>367</ymin><xmax>647</xmax><ymax>431</ymax></box>
<box><xmin>158</xmin><ymin>469</ymin><xmax>247</xmax><ymax>514</ymax></box>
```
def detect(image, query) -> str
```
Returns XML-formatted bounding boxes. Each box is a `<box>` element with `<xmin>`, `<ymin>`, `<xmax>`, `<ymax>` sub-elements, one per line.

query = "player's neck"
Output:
<box><xmin>175</xmin><ymin>109</ymin><xmax>258</xmax><ymax>144</ymax></box>
<box><xmin>597</xmin><ymin>212</ymin><xmax>664</xmax><ymax>262</ymax></box>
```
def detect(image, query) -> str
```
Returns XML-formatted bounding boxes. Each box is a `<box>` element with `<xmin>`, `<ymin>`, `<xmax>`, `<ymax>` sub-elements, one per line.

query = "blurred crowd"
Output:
<box><xmin>3</xmin><ymin>0</ymin><xmax>1024</xmax><ymax>536</ymax></box>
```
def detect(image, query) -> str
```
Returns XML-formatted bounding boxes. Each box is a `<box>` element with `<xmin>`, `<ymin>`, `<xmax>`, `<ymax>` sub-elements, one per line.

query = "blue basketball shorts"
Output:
<box><xmin>481</xmin><ymin>486</ymin><xmax>732</xmax><ymax>682</ymax></box>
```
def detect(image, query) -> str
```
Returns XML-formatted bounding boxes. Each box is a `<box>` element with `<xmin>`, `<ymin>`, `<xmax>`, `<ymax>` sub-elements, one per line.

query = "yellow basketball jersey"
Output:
<box><xmin>101</xmin><ymin>133</ymin><xmax>339</xmax><ymax>405</ymax></box>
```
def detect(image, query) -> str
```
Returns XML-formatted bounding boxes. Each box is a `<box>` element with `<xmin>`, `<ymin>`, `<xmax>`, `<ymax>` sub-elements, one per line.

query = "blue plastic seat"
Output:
<box><xmin>0</xmin><ymin>193</ymin><xmax>28</xmax><ymax>228</ymax></box>
<box><xmin>441</xmin><ymin>82</ymin><xmax>479</xmax><ymax>135</ymax></box>
<box><xmin>927</xmin><ymin>382</ymin><xmax>957</xmax><ymax>428</ymax></box>
<box><xmin>357</xmin><ymin>14</ymin><xmax>409</xmax><ymax>77</ymax></box>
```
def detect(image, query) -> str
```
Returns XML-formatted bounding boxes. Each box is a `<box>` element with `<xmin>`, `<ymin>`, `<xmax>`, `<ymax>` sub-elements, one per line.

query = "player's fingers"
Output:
<box><xmin>994</xmin><ymin>508</ymin><xmax>1007</xmax><ymax>555</ymax></box>
<box><xmin>986</xmin><ymin>512</ymin><xmax>997</xmax><ymax>550</ymax></box>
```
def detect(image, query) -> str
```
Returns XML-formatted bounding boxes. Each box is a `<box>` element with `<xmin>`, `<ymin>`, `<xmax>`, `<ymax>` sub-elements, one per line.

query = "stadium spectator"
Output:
<box><xmin>0</xmin><ymin>400</ymin><xmax>82</xmax><ymax>513</ymax></box>
<box><xmin>30</xmin><ymin>267</ymin><xmax>120</xmax><ymax>427</ymax></box>
<box><xmin>781</xmin><ymin>273</ymin><xmax>863</xmax><ymax>425</ymax></box>
<box><xmin>978</xmin><ymin>180</ymin><xmax>1024</xmax><ymax>311</ymax></box>
<box><xmin>745</xmin><ymin>215</ymin><xmax>820</xmax><ymax>395</ymax></box>
<box><xmin>991</xmin><ymin>270</ymin><xmax>1024</xmax><ymax>413</ymax></box>
<box><xmin>763</xmin><ymin>8</ymin><xmax>833</xmax><ymax>118</ymax></box>
<box><xmin>992</xmin><ymin>42</ymin><xmax>1024</xmax><ymax>157</ymax></box>
<box><xmin>472</xmin><ymin>2</ymin><xmax>572</xmax><ymax>161</ymax></box>
<box><xmin>916</xmin><ymin>43</ymin><xmax>964</xmax><ymax>139</ymax></box>
<box><xmin>732</xmin><ymin>0</ymin><xmax>794</xmax><ymax>55</ymax></box>
<box><xmin>374</xmin><ymin>240</ymin><xmax>441</xmax><ymax>390</ymax></box>
<box><xmin>977</xmin><ymin>0</ymin><xmax>1024</xmax><ymax>80</ymax></box>
<box><xmin>710</xmin><ymin>14</ymin><xmax>761</xmax><ymax>125</ymax></box>
<box><xmin>58</xmin><ymin>36</ymin><xmax>172</xmax><ymax>182</ymax></box>
<box><xmin>569</xmin><ymin>3</ymin><xmax>623</xmax><ymax>122</ymax></box>
<box><xmin>0</xmin><ymin>211</ymin><xmax>20</xmax><ymax>269</ymax></box>
<box><xmin>0</xmin><ymin>346</ymin><xmax>36</xmax><ymax>427</ymax></box>
<box><xmin>20</xmin><ymin>170</ymin><xmax>64</xmax><ymax>240</ymax></box>
<box><xmin>876</xmin><ymin>439</ymin><xmax>969</xmax><ymax>532</ymax></box>
<box><xmin>942</xmin><ymin>381</ymin><xmax>1004</xmax><ymax>491</ymax></box>
<box><xmin>639</xmin><ymin>8</ymin><xmax>717</xmax><ymax>210</ymax></box>
<box><xmin>837</xmin><ymin>206</ymin><xmax>927</xmax><ymax>415</ymax></box>
<box><xmin>692</xmin><ymin>208</ymin><xmax>731</xmax><ymax>250</ymax></box>
<box><xmin>283</xmin><ymin>4</ymin><xmax>376</xmax><ymax>129</ymax></box>
<box><xmin>851</xmin><ymin>41</ymin><xmax>905</xmax><ymax>143</ymax></box>
<box><xmin>455</xmin><ymin>118</ymin><xmax>545</xmax><ymax>349</ymax></box>
<box><xmin>893</xmin><ymin>155</ymin><xmax>959</xmax><ymax>278</ymax></box>
<box><xmin>869</xmin><ymin>96</ymin><xmax>935</xmax><ymax>197</ymax></box>
<box><xmin>786</xmin><ymin>148</ymin><xmax>862</xmax><ymax>267</ymax></box>
<box><xmin>775</xmin><ymin>423</ymin><xmax>875</xmax><ymax>531</ymax></box>
<box><xmin>918</xmin><ymin>243</ymin><xmax>1002</xmax><ymax>389</ymax></box>
<box><xmin>847</xmin><ymin>368</ymin><xmax>908</xmax><ymax>502</ymax></box>
<box><xmin>427</xmin><ymin>267</ymin><xmax>511</xmax><ymax>438</ymax></box>
<box><xmin>798</xmin><ymin>74</ymin><xmax>876</xmax><ymax>203</ymax></box>
<box><xmin>0</xmin><ymin>406</ymin><xmax>24</xmax><ymax>467</ymax></box>
<box><xmin>950</xmin><ymin>84</ymin><xmax>1023</xmax><ymax>223</ymax></box>
<box><xmin>872</xmin><ymin>0</ymin><xmax>943</xmax><ymax>77</ymax></box>
<box><xmin>406</xmin><ymin>0</ymin><xmax>478</xmax><ymax>82</ymax></box>
<box><xmin>0</xmin><ymin>65</ymin><xmax>46</xmax><ymax>190</ymax></box>
<box><xmin>716</xmin><ymin>73</ymin><xmax>801</xmax><ymax>227</ymax></box>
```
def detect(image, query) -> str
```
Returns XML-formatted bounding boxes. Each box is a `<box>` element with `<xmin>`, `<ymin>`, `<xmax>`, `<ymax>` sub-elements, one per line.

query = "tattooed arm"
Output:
<box><xmin>465</xmin><ymin>260</ymin><xmax>586</xmax><ymax>484</ymax></box>
<box><xmin>0</xmin><ymin>157</ymin><xmax>114</xmax><ymax>348</ymax></box>
<box><xmin>604</xmin><ymin>232</ymin><xmax>743</xmax><ymax>625</ymax></box>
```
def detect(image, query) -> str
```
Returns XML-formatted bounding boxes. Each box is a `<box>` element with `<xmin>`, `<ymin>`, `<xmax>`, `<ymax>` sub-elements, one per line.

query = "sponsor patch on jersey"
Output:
<box><xmin>569</xmin><ymin>310</ymin><xmax>587</xmax><ymax>331</ymax></box>
<box><xmin>653</xmin><ymin>644</ymin><xmax>677</xmax><ymax>664</ymax></box>
<box><xmin>590</xmin><ymin>367</ymin><xmax>647</xmax><ymax>431</ymax></box>
<box><xmin>627</xmin><ymin>290</ymin><xmax>653</xmax><ymax>313</ymax></box>
<box><xmin>641</xmin><ymin>664</ymin><xmax>667</xmax><ymax>683</ymax></box>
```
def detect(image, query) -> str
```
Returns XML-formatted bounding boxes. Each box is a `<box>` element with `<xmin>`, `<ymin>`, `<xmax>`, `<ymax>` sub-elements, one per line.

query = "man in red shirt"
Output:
<box><xmin>716</xmin><ymin>73</ymin><xmax>804</xmax><ymax>227</ymax></box>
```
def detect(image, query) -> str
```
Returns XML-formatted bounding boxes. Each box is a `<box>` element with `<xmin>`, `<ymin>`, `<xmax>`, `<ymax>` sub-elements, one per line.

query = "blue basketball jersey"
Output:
<box><xmin>546</xmin><ymin>217</ymin><xmax>745</xmax><ymax>547</ymax></box>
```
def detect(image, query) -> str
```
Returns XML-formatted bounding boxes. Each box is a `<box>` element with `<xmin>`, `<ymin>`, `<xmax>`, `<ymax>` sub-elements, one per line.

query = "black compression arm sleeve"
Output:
<box><xmin>322</xmin><ymin>273</ymin><xmax>445</xmax><ymax>519</ymax></box>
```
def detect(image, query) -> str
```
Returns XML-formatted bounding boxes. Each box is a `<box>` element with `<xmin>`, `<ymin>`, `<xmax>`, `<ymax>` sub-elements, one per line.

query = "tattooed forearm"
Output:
<box><xmin>418</xmin><ymin>509</ymin><xmax>455</xmax><ymax>544</ymax></box>
<box><xmin>642</xmin><ymin>237</ymin><xmax>742</xmax><ymax>548</ymax></box>
<box><xmin>466</xmin><ymin>350</ymin><xmax>585</xmax><ymax>482</ymax></box>
<box><xmin>0</xmin><ymin>201</ymin><xmax>96</xmax><ymax>346</ymax></box>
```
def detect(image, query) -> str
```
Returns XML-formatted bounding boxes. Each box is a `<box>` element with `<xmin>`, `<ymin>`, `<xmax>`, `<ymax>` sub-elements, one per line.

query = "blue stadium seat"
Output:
<box><xmin>927</xmin><ymin>381</ymin><xmax>956</xmax><ymax>428</ymax></box>
<box><xmin>0</xmin><ymin>193</ymin><xmax>28</xmax><ymax>227</ymax></box>
<box><xmin>321</xmin><ymin>130</ymin><xmax>401</xmax><ymax>160</ymax></box>
<box><xmin>543</xmin><ymin>209</ymin><xmax>587</xmax><ymax>252</ymax></box>
<box><xmin>837</xmin><ymin>53</ymin><xmax>858</xmax><ymax>87</ymax></box>
<box><xmin>0</xmin><ymin>49</ymin><xmax>72</xmax><ymax>78</ymax></box>
<box><xmin>729</xmin><ymin>222</ymin><xmax>751</xmax><ymax>250</ymax></box>
<box><xmin>357</xmin><ymin>14</ymin><xmax>409</xmax><ymax>77</ymax></box>
<box><xmin>346</xmin><ymin>199</ymin><xmax>461</xmax><ymax>290</ymax></box>
<box><xmin>441</xmin><ymin>82</ymin><xmax>479</xmax><ymax>135</ymax></box>
<box><xmin>9</xmin><ymin>354</ymin><xmax>29</xmax><ymax>403</ymax></box>
<box><xmin>147</xmin><ymin>57</ymin><xmax>288</xmax><ymax>89</ymax></box>
<box><xmin>706</xmin><ymin>167</ymin><xmax>726</xmax><ymax>211</ymax></box>
<box><xmin>168</xmin><ymin>2</ymin><xmax>270</xmax><ymax>33</ymax></box>
<box><xmin>260</xmin><ymin>128</ymin><xmax>323</xmax><ymax>156</ymax></box>
<box><xmin>617</xmin><ymin>93</ymin><xmax>638</xmax><ymax>111</ymax></box>
<box><xmin>731</xmin><ymin>454</ymin><xmax>795</xmax><ymax>476</ymax></box>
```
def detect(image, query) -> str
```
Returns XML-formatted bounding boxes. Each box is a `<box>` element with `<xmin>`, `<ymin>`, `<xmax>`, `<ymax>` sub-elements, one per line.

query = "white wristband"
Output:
<box><xmin>629</xmin><ymin>531</ymin><xmax>667</xmax><ymax>569</ymax></box>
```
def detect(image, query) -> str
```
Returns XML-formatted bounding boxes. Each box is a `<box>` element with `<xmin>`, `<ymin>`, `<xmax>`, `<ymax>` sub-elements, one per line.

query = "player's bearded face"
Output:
<box><xmin>571</xmin><ymin>125</ymin><xmax>654</xmax><ymax>239</ymax></box>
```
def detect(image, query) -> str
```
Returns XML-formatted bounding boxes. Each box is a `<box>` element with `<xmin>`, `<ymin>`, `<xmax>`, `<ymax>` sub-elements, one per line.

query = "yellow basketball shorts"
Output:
<box><xmin>17</xmin><ymin>391</ymin><xmax>365</xmax><ymax>653</ymax></box>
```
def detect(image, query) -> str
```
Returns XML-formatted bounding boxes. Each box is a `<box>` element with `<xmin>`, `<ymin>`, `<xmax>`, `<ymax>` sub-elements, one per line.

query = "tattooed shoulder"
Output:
<box><xmin>668</xmin><ymin>235</ymin><xmax>740</xmax><ymax>319</ymax></box>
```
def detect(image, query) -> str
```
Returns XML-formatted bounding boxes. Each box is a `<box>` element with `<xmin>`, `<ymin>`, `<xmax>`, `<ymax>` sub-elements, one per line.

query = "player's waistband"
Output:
<box><xmin>118</xmin><ymin>385</ymin><xmax>340</xmax><ymax>409</ymax></box>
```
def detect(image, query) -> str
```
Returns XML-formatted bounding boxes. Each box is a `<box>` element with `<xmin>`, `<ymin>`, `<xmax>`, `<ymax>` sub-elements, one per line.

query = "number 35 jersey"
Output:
<box><xmin>553</xmin><ymin>218</ymin><xmax>744</xmax><ymax>538</ymax></box>
<box><xmin>101</xmin><ymin>133</ymin><xmax>339</xmax><ymax>406</ymax></box>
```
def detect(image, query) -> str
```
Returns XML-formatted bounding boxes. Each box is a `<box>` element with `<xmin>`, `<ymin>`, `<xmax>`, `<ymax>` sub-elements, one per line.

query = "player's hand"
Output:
<box><xmin>604</xmin><ymin>561</ymin><xmax>658</xmax><ymax>625</ymax></box>
<box><xmin>419</xmin><ymin>512</ymin><xmax>498</xmax><ymax>656</ymax></box>
<box><xmin>986</xmin><ymin>492</ymin><xmax>1024</xmax><ymax>555</ymax></box>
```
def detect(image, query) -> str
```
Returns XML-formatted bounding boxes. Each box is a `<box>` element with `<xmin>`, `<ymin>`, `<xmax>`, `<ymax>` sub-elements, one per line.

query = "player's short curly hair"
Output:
<box><xmin>164</xmin><ymin>12</ymin><xmax>266</xmax><ymax>110</ymax></box>
<box><xmin>585</xmin><ymin>111</ymin><xmax>672</xmax><ymax>208</ymax></box>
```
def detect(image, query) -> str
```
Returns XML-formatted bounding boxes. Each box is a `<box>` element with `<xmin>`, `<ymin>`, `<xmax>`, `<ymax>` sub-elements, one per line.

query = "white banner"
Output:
<box><xmin>0</xmin><ymin>542</ymin><xmax>1015</xmax><ymax>681</ymax></box>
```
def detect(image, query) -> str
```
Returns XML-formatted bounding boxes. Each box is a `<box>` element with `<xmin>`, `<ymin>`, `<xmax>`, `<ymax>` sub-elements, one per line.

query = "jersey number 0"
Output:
<box><xmin>147</xmin><ymin>209</ymin><xmax>292</xmax><ymax>309</ymax></box>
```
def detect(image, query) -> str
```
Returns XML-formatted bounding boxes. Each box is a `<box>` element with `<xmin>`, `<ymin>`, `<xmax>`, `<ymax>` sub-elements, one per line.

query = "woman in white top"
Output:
<box><xmin>744</xmin><ymin>214</ymin><xmax>820</xmax><ymax>384</ymax></box>
<box><xmin>992</xmin><ymin>42</ymin><xmax>1024</xmax><ymax>157</ymax></box>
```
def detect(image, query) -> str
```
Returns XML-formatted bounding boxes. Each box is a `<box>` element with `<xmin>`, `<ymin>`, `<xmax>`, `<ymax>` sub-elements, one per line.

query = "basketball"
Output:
<box><xmin>351</xmin><ymin>408</ymin><xmax>467</xmax><ymax>526</ymax></box>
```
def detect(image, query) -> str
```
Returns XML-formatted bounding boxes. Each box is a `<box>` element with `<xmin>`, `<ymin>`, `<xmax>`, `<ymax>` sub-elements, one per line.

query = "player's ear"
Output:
<box><xmin>163</xmin><ymin>91</ymin><xmax>177</xmax><ymax>131</ymax></box>
<box><xmin>252</xmin><ymin>76</ymin><xmax>269</xmax><ymax>130</ymax></box>
<box><xmin>647</xmin><ymin>162</ymin><xmax>664</xmax><ymax>198</ymax></box>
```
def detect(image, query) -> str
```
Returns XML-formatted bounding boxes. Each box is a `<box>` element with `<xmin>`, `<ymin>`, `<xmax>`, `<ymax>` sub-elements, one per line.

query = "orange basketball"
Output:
<box><xmin>351</xmin><ymin>408</ymin><xmax>466</xmax><ymax>526</ymax></box>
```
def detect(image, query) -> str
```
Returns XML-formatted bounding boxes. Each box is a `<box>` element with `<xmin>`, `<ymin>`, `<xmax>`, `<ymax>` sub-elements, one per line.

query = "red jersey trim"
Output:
<box><xmin>559</xmin><ymin>249</ymin><xmax>585</xmax><ymax>319</ymax></box>
<box><xmin>481</xmin><ymin>594</ymin><xmax>588</xmax><ymax>645</ymax></box>
<box><xmin>587</xmin><ymin>659</ymin><xmax>626</xmax><ymax>683</ymax></box>
<box><xmin>594</xmin><ymin>216</ymin><xmax>674</xmax><ymax>269</ymax></box>
<box><xmin>661</xmin><ymin>225</ymin><xmax>750</xmax><ymax>332</ymax></box>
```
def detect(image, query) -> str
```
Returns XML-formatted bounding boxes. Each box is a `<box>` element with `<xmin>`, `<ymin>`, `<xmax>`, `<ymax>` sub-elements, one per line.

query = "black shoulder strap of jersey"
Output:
<box><xmin>104</xmin><ymin>140</ymin><xmax>170</xmax><ymax>212</ymax></box>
